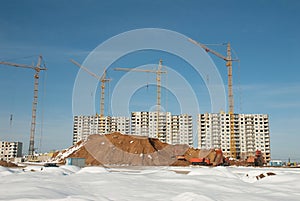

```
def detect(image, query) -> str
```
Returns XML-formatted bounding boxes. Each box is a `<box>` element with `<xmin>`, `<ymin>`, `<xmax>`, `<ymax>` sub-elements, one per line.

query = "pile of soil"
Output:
<box><xmin>0</xmin><ymin>160</ymin><xmax>18</xmax><ymax>168</ymax></box>
<box><xmin>52</xmin><ymin>132</ymin><xmax>222</xmax><ymax>166</ymax></box>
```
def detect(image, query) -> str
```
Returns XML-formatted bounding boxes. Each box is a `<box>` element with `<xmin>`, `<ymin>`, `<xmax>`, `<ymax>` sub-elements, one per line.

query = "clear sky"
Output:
<box><xmin>0</xmin><ymin>0</ymin><xmax>299</xmax><ymax>161</ymax></box>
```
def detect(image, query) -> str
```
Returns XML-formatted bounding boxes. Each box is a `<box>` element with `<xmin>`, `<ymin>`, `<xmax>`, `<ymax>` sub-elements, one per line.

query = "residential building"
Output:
<box><xmin>73</xmin><ymin>115</ymin><xmax>99</xmax><ymax>144</ymax></box>
<box><xmin>171</xmin><ymin>114</ymin><xmax>193</xmax><ymax>146</ymax></box>
<box><xmin>73</xmin><ymin>115</ymin><xmax>130</xmax><ymax>145</ymax></box>
<box><xmin>149</xmin><ymin>111</ymin><xmax>172</xmax><ymax>142</ymax></box>
<box><xmin>197</xmin><ymin>113</ymin><xmax>271</xmax><ymax>163</ymax></box>
<box><xmin>131</xmin><ymin>111</ymin><xmax>172</xmax><ymax>141</ymax></box>
<box><xmin>131</xmin><ymin>111</ymin><xmax>150</xmax><ymax>137</ymax></box>
<box><xmin>0</xmin><ymin>141</ymin><xmax>23</xmax><ymax>161</ymax></box>
<box><xmin>98</xmin><ymin>116</ymin><xmax>112</xmax><ymax>135</ymax></box>
<box><xmin>131</xmin><ymin>111</ymin><xmax>193</xmax><ymax>146</ymax></box>
<box><xmin>111</xmin><ymin>116</ymin><xmax>130</xmax><ymax>134</ymax></box>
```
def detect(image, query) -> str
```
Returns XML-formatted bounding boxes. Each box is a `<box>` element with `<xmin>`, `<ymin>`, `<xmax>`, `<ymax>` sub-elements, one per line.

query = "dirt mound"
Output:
<box><xmin>0</xmin><ymin>160</ymin><xmax>18</xmax><ymax>168</ymax></box>
<box><xmin>81</xmin><ymin>133</ymin><xmax>189</xmax><ymax>166</ymax></box>
<box><xmin>52</xmin><ymin>132</ymin><xmax>223</xmax><ymax>166</ymax></box>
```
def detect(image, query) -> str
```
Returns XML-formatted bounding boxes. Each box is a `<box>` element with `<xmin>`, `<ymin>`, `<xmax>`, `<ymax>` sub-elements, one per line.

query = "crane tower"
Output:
<box><xmin>114</xmin><ymin>59</ymin><xmax>167</xmax><ymax>140</ymax></box>
<box><xmin>0</xmin><ymin>55</ymin><xmax>47</xmax><ymax>158</ymax></box>
<box><xmin>70</xmin><ymin>59</ymin><xmax>111</xmax><ymax>117</ymax></box>
<box><xmin>188</xmin><ymin>38</ymin><xmax>239</xmax><ymax>159</ymax></box>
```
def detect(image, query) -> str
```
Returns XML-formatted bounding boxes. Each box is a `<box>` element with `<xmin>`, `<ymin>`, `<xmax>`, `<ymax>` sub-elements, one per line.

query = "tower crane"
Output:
<box><xmin>70</xmin><ymin>59</ymin><xmax>111</xmax><ymax>117</ymax></box>
<box><xmin>0</xmin><ymin>55</ymin><xmax>47</xmax><ymax>158</ymax></box>
<box><xmin>188</xmin><ymin>38</ymin><xmax>239</xmax><ymax>159</ymax></box>
<box><xmin>114</xmin><ymin>59</ymin><xmax>167</xmax><ymax>140</ymax></box>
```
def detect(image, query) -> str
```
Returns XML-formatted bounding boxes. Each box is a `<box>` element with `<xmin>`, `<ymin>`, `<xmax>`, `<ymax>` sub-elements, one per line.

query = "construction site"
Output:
<box><xmin>2</xmin><ymin>2</ymin><xmax>300</xmax><ymax>201</ymax></box>
<box><xmin>0</xmin><ymin>38</ymin><xmax>270</xmax><ymax>167</ymax></box>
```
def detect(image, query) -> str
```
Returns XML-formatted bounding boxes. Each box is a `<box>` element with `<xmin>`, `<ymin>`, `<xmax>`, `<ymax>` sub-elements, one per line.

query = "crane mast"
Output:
<box><xmin>0</xmin><ymin>55</ymin><xmax>47</xmax><ymax>158</ymax></box>
<box><xmin>70</xmin><ymin>59</ymin><xmax>111</xmax><ymax>117</ymax></box>
<box><xmin>156</xmin><ymin>59</ymin><xmax>163</xmax><ymax>113</ymax></box>
<box><xmin>100</xmin><ymin>69</ymin><xmax>109</xmax><ymax>117</ymax></box>
<box><xmin>188</xmin><ymin>38</ymin><xmax>238</xmax><ymax>159</ymax></box>
<box><xmin>156</xmin><ymin>59</ymin><xmax>163</xmax><ymax>140</ymax></box>
<box><xmin>225</xmin><ymin>43</ymin><xmax>237</xmax><ymax>159</ymax></box>
<box><xmin>29</xmin><ymin>57</ymin><xmax>41</xmax><ymax>157</ymax></box>
<box><xmin>226</xmin><ymin>43</ymin><xmax>234</xmax><ymax>114</ymax></box>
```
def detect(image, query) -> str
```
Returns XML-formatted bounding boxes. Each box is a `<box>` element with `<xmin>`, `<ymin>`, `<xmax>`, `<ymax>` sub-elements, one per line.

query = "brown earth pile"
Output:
<box><xmin>0</xmin><ymin>160</ymin><xmax>18</xmax><ymax>168</ymax></box>
<box><xmin>52</xmin><ymin>132</ymin><xmax>222</xmax><ymax>166</ymax></box>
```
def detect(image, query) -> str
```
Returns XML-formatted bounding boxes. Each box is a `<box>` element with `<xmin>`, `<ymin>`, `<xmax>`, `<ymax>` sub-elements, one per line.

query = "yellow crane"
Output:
<box><xmin>114</xmin><ymin>59</ymin><xmax>167</xmax><ymax>140</ymax></box>
<box><xmin>70</xmin><ymin>59</ymin><xmax>111</xmax><ymax>117</ymax></box>
<box><xmin>0</xmin><ymin>55</ymin><xmax>47</xmax><ymax>158</ymax></box>
<box><xmin>188</xmin><ymin>38</ymin><xmax>238</xmax><ymax>159</ymax></box>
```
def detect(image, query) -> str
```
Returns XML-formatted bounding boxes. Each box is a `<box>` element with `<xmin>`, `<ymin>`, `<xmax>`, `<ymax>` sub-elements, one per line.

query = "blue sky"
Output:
<box><xmin>0</xmin><ymin>0</ymin><xmax>299</xmax><ymax>161</ymax></box>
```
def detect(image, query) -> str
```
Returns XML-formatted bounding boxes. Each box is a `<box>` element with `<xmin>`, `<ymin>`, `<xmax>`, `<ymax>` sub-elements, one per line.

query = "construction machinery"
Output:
<box><xmin>246</xmin><ymin>150</ymin><xmax>264</xmax><ymax>166</ymax></box>
<box><xmin>182</xmin><ymin>148</ymin><xmax>223</xmax><ymax>166</ymax></box>
<box><xmin>190</xmin><ymin>157</ymin><xmax>211</xmax><ymax>166</ymax></box>
<box><xmin>188</xmin><ymin>38</ymin><xmax>239</xmax><ymax>159</ymax></box>
<box><xmin>70</xmin><ymin>59</ymin><xmax>111</xmax><ymax>117</ymax></box>
<box><xmin>114</xmin><ymin>59</ymin><xmax>167</xmax><ymax>140</ymax></box>
<box><xmin>0</xmin><ymin>55</ymin><xmax>47</xmax><ymax>158</ymax></box>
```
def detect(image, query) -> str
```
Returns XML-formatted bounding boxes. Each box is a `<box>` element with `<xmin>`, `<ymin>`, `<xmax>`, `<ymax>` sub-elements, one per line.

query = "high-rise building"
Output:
<box><xmin>171</xmin><ymin>114</ymin><xmax>193</xmax><ymax>146</ymax></box>
<box><xmin>111</xmin><ymin>116</ymin><xmax>130</xmax><ymax>134</ymax></box>
<box><xmin>73</xmin><ymin>115</ymin><xmax>99</xmax><ymax>144</ymax></box>
<box><xmin>131</xmin><ymin>111</ymin><xmax>150</xmax><ymax>137</ymax></box>
<box><xmin>197</xmin><ymin>113</ymin><xmax>271</xmax><ymax>163</ymax></box>
<box><xmin>0</xmin><ymin>141</ymin><xmax>23</xmax><ymax>161</ymax></box>
<box><xmin>149</xmin><ymin>111</ymin><xmax>172</xmax><ymax>142</ymax></box>
<box><xmin>131</xmin><ymin>111</ymin><xmax>193</xmax><ymax>146</ymax></box>
<box><xmin>98</xmin><ymin>116</ymin><xmax>112</xmax><ymax>135</ymax></box>
<box><xmin>131</xmin><ymin>111</ymin><xmax>172</xmax><ymax>141</ymax></box>
<box><xmin>73</xmin><ymin>115</ymin><xmax>130</xmax><ymax>145</ymax></box>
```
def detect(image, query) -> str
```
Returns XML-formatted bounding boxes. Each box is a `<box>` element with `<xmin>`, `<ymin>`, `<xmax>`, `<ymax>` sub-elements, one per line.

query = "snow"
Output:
<box><xmin>0</xmin><ymin>166</ymin><xmax>14</xmax><ymax>176</ymax></box>
<box><xmin>52</xmin><ymin>143</ymin><xmax>84</xmax><ymax>163</ymax></box>
<box><xmin>0</xmin><ymin>166</ymin><xmax>300</xmax><ymax>201</ymax></box>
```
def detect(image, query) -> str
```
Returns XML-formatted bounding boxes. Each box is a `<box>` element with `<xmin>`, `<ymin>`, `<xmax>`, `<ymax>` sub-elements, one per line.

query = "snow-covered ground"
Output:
<box><xmin>0</xmin><ymin>165</ymin><xmax>299</xmax><ymax>201</ymax></box>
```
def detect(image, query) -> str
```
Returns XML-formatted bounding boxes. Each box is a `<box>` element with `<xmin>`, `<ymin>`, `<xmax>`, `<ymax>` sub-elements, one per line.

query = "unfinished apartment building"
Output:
<box><xmin>73</xmin><ymin>115</ymin><xmax>130</xmax><ymax>144</ymax></box>
<box><xmin>197</xmin><ymin>113</ymin><xmax>271</xmax><ymax>163</ymax></box>
<box><xmin>0</xmin><ymin>141</ymin><xmax>23</xmax><ymax>161</ymax></box>
<box><xmin>131</xmin><ymin>111</ymin><xmax>193</xmax><ymax>146</ymax></box>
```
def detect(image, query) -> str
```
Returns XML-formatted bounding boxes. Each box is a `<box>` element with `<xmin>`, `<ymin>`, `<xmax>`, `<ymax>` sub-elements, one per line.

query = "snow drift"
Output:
<box><xmin>0</xmin><ymin>166</ymin><xmax>299</xmax><ymax>201</ymax></box>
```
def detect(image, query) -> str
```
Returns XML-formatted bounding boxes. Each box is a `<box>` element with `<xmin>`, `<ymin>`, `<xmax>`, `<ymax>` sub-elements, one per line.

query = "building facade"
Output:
<box><xmin>170</xmin><ymin>114</ymin><xmax>193</xmax><ymax>145</ymax></box>
<box><xmin>0</xmin><ymin>141</ymin><xmax>23</xmax><ymax>161</ymax></box>
<box><xmin>73</xmin><ymin>115</ymin><xmax>130</xmax><ymax>145</ymax></box>
<box><xmin>131</xmin><ymin>111</ymin><xmax>193</xmax><ymax>146</ymax></box>
<box><xmin>111</xmin><ymin>116</ymin><xmax>130</xmax><ymax>134</ymax></box>
<box><xmin>131</xmin><ymin>111</ymin><xmax>150</xmax><ymax>137</ymax></box>
<box><xmin>197</xmin><ymin>113</ymin><xmax>271</xmax><ymax>163</ymax></box>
